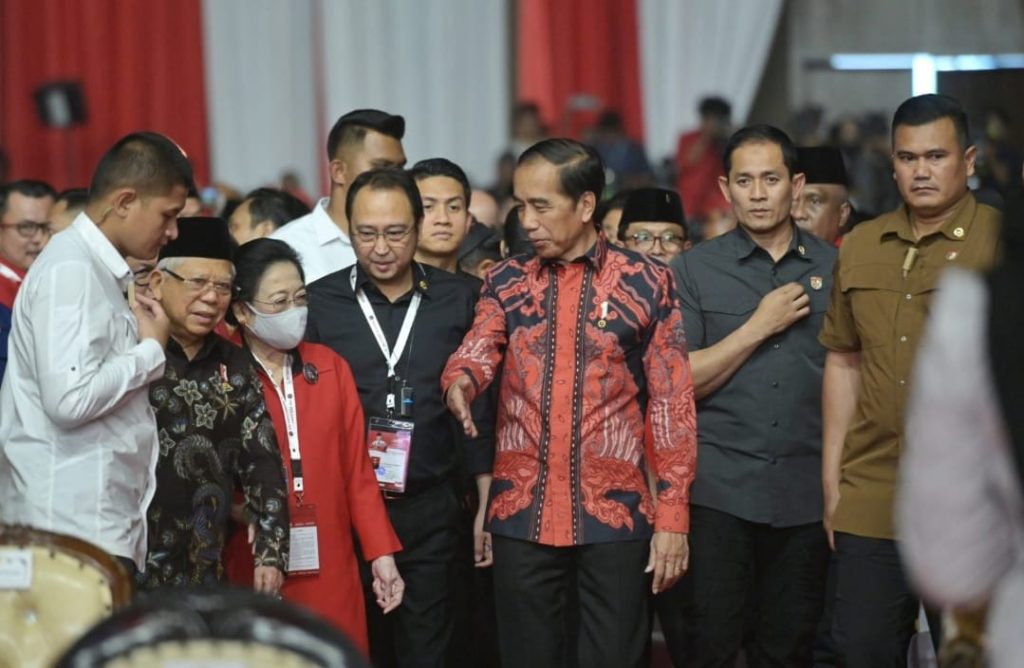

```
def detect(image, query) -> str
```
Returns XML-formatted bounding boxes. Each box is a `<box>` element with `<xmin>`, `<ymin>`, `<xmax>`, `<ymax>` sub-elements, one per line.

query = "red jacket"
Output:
<box><xmin>225</xmin><ymin>341</ymin><xmax>400</xmax><ymax>654</ymax></box>
<box><xmin>442</xmin><ymin>237</ymin><xmax>697</xmax><ymax>546</ymax></box>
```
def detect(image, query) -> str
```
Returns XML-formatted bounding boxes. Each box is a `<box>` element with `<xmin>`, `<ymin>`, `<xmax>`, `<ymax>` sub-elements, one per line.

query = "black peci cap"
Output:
<box><xmin>618</xmin><ymin>188</ymin><xmax>686</xmax><ymax>241</ymax></box>
<box><xmin>796</xmin><ymin>146</ymin><xmax>849</xmax><ymax>186</ymax></box>
<box><xmin>159</xmin><ymin>217</ymin><xmax>235</xmax><ymax>261</ymax></box>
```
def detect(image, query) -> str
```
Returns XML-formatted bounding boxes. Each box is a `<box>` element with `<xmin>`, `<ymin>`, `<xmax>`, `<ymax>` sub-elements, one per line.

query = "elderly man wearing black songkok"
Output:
<box><xmin>618</xmin><ymin>187</ymin><xmax>692</xmax><ymax>262</ymax></box>
<box><xmin>793</xmin><ymin>146</ymin><xmax>852</xmax><ymax>246</ymax></box>
<box><xmin>139</xmin><ymin>217</ymin><xmax>289</xmax><ymax>594</ymax></box>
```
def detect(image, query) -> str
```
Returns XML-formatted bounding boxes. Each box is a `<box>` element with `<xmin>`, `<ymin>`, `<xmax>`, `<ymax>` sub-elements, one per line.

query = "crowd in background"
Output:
<box><xmin>1</xmin><ymin>89</ymin><xmax>1023</xmax><ymax>668</ymax></box>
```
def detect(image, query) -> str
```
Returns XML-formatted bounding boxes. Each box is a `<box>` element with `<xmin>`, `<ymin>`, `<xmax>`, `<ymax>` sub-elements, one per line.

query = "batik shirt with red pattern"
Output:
<box><xmin>442</xmin><ymin>237</ymin><xmax>697</xmax><ymax>546</ymax></box>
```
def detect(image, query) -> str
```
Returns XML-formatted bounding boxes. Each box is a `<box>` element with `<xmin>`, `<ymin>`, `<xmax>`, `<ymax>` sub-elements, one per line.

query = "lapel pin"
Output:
<box><xmin>810</xmin><ymin>276</ymin><xmax>823</xmax><ymax>290</ymax></box>
<box><xmin>303</xmin><ymin>362</ymin><xmax>319</xmax><ymax>384</ymax></box>
<box><xmin>953</xmin><ymin>226</ymin><xmax>965</xmax><ymax>238</ymax></box>
<box><xmin>946</xmin><ymin>251</ymin><xmax>959</xmax><ymax>261</ymax></box>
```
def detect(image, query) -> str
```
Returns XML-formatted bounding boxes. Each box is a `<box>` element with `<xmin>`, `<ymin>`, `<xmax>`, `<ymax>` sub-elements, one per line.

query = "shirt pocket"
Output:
<box><xmin>841</xmin><ymin>265</ymin><xmax>899</xmax><ymax>350</ymax></box>
<box><xmin>700</xmin><ymin>293</ymin><xmax>759</xmax><ymax>345</ymax></box>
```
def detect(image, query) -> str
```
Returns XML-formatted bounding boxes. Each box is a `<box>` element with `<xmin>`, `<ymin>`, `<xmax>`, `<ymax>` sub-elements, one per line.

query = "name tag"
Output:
<box><xmin>368</xmin><ymin>416</ymin><xmax>414</xmax><ymax>494</ymax></box>
<box><xmin>287</xmin><ymin>502</ymin><xmax>320</xmax><ymax>576</ymax></box>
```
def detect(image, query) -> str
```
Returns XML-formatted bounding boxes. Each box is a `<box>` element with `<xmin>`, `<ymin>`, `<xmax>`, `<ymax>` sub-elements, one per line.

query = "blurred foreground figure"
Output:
<box><xmin>899</xmin><ymin>195</ymin><xmax>1024</xmax><ymax>668</ymax></box>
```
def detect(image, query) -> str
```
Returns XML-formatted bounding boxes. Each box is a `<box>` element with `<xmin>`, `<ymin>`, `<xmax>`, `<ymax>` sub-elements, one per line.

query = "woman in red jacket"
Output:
<box><xmin>224</xmin><ymin>238</ymin><xmax>403</xmax><ymax>655</ymax></box>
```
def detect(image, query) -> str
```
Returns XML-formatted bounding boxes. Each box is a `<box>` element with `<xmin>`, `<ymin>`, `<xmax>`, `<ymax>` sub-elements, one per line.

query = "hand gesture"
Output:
<box><xmin>445</xmin><ymin>374</ymin><xmax>478</xmax><ymax>437</ymax></box>
<box><xmin>372</xmin><ymin>555</ymin><xmax>404</xmax><ymax>614</ymax></box>
<box><xmin>748</xmin><ymin>282</ymin><xmax>810</xmax><ymax>340</ymax></box>
<box><xmin>254</xmin><ymin>566</ymin><xmax>284</xmax><ymax>595</ymax></box>
<box><xmin>646</xmin><ymin>531</ymin><xmax>689</xmax><ymax>594</ymax></box>
<box><xmin>132</xmin><ymin>292</ymin><xmax>171</xmax><ymax>348</ymax></box>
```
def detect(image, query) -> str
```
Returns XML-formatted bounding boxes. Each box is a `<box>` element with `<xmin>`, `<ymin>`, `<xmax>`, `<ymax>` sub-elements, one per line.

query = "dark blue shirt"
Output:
<box><xmin>670</xmin><ymin>224</ymin><xmax>836</xmax><ymax>527</ymax></box>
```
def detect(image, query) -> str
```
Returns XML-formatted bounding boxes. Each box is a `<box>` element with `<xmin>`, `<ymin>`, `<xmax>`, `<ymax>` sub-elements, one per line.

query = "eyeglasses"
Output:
<box><xmin>131</xmin><ymin>264</ymin><xmax>156</xmax><ymax>288</ymax></box>
<box><xmin>1</xmin><ymin>221</ymin><xmax>52</xmax><ymax>238</ymax></box>
<box><xmin>250</xmin><ymin>292</ymin><xmax>309</xmax><ymax>313</ymax></box>
<box><xmin>353</xmin><ymin>227</ymin><xmax>414</xmax><ymax>246</ymax></box>
<box><xmin>163</xmin><ymin>268</ymin><xmax>233</xmax><ymax>297</ymax></box>
<box><xmin>628</xmin><ymin>231</ymin><xmax>685</xmax><ymax>250</ymax></box>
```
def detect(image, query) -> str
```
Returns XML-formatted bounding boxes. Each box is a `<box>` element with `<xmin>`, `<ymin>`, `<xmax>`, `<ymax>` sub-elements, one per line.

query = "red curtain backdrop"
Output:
<box><xmin>517</xmin><ymin>0</ymin><xmax>644</xmax><ymax>141</ymax></box>
<box><xmin>0</xmin><ymin>0</ymin><xmax>210</xmax><ymax>190</ymax></box>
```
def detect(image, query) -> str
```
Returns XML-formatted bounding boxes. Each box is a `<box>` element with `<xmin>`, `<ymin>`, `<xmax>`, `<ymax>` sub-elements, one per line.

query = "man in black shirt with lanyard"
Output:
<box><xmin>306</xmin><ymin>167</ymin><xmax>489</xmax><ymax>668</ymax></box>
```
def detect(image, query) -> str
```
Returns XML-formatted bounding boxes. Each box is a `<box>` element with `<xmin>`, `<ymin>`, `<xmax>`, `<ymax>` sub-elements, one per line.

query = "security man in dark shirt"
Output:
<box><xmin>306</xmin><ymin>167</ymin><xmax>490</xmax><ymax>668</ymax></box>
<box><xmin>668</xmin><ymin>125</ymin><xmax>836</xmax><ymax>666</ymax></box>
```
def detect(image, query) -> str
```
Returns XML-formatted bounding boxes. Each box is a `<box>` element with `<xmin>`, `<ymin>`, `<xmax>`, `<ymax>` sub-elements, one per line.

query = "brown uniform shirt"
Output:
<box><xmin>819</xmin><ymin>191</ymin><xmax>1000</xmax><ymax>539</ymax></box>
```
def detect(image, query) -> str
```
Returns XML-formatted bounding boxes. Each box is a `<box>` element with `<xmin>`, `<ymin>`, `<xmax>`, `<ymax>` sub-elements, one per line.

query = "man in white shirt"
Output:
<box><xmin>0</xmin><ymin>131</ymin><xmax>191</xmax><ymax>574</ymax></box>
<box><xmin>271</xmin><ymin>109</ymin><xmax>406</xmax><ymax>284</ymax></box>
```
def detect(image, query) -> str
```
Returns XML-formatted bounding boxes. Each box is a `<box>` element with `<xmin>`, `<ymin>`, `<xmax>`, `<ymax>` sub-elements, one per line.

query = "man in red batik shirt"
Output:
<box><xmin>443</xmin><ymin>138</ymin><xmax>697</xmax><ymax>668</ymax></box>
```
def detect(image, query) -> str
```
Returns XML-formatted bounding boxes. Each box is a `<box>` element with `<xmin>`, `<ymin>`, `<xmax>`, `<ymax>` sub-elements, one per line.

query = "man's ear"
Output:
<box><xmin>717</xmin><ymin>176</ymin><xmax>732</xmax><ymax>204</ymax></box>
<box><xmin>838</xmin><ymin>201</ymin><xmax>852</xmax><ymax>229</ymax></box>
<box><xmin>791</xmin><ymin>172</ymin><xmax>806</xmax><ymax>200</ymax></box>
<box><xmin>964</xmin><ymin>145</ymin><xmax>978</xmax><ymax>178</ymax></box>
<box><xmin>476</xmin><ymin>258</ymin><xmax>497</xmax><ymax>277</ymax></box>
<box><xmin>329</xmin><ymin>158</ymin><xmax>348</xmax><ymax>189</ymax></box>
<box><xmin>254</xmin><ymin>220</ymin><xmax>276</xmax><ymax>239</ymax></box>
<box><xmin>149</xmin><ymin>270</ymin><xmax>165</xmax><ymax>301</ymax></box>
<box><xmin>109</xmin><ymin>188</ymin><xmax>139</xmax><ymax>219</ymax></box>
<box><xmin>578</xmin><ymin>190</ymin><xmax>598</xmax><ymax>225</ymax></box>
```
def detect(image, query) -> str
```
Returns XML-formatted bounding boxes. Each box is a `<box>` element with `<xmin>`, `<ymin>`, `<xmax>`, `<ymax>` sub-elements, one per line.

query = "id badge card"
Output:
<box><xmin>368</xmin><ymin>416</ymin><xmax>414</xmax><ymax>493</ymax></box>
<box><xmin>287</xmin><ymin>501</ymin><xmax>320</xmax><ymax>576</ymax></box>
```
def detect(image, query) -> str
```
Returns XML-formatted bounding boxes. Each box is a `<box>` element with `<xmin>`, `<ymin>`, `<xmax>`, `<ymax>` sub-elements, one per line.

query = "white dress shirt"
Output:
<box><xmin>899</xmin><ymin>269</ymin><xmax>1024</xmax><ymax>667</ymax></box>
<box><xmin>0</xmin><ymin>212</ymin><xmax>165</xmax><ymax>570</ymax></box>
<box><xmin>270</xmin><ymin>196</ymin><xmax>356</xmax><ymax>284</ymax></box>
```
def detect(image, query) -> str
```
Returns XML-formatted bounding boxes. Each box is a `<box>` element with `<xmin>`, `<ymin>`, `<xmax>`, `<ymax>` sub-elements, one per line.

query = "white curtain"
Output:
<box><xmin>320</xmin><ymin>0</ymin><xmax>510</xmax><ymax>186</ymax></box>
<box><xmin>202</xmin><ymin>0</ymin><xmax>321</xmax><ymax>195</ymax></box>
<box><xmin>639</xmin><ymin>0</ymin><xmax>784</xmax><ymax>162</ymax></box>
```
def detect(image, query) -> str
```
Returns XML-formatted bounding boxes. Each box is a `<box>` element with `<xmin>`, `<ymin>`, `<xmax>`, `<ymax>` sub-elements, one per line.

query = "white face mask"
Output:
<box><xmin>244</xmin><ymin>305</ymin><xmax>308</xmax><ymax>350</ymax></box>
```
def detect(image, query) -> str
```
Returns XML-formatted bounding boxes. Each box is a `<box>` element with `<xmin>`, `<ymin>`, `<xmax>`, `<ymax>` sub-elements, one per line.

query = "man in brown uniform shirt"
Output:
<box><xmin>818</xmin><ymin>94</ymin><xmax>1000</xmax><ymax>667</ymax></box>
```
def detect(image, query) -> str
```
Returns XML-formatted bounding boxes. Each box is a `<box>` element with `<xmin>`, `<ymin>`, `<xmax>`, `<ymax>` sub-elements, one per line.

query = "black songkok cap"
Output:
<box><xmin>619</xmin><ymin>188</ymin><xmax>686</xmax><ymax>232</ymax></box>
<box><xmin>796</xmin><ymin>146</ymin><xmax>849</xmax><ymax>186</ymax></box>
<box><xmin>338</xmin><ymin>109</ymin><xmax>406</xmax><ymax>140</ymax></box>
<box><xmin>159</xmin><ymin>217</ymin><xmax>235</xmax><ymax>261</ymax></box>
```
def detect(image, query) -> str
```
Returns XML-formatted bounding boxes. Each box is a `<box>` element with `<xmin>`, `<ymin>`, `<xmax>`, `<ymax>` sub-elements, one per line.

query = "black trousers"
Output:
<box><xmin>492</xmin><ymin>535</ymin><xmax>650</xmax><ymax>668</ymax></box>
<box><xmin>668</xmin><ymin>505</ymin><xmax>829</xmax><ymax>668</ymax></box>
<box><xmin>826</xmin><ymin>532</ymin><xmax>940</xmax><ymax>668</ymax></box>
<box><xmin>362</xmin><ymin>482</ymin><xmax>461</xmax><ymax>668</ymax></box>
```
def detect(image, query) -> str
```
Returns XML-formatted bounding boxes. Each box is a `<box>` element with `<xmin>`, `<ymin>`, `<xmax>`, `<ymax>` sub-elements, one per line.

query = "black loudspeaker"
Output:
<box><xmin>33</xmin><ymin>81</ymin><xmax>87</xmax><ymax>128</ymax></box>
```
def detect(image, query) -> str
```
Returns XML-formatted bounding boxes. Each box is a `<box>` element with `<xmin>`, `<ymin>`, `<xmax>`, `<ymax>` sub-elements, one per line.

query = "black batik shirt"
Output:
<box><xmin>141</xmin><ymin>334</ymin><xmax>289</xmax><ymax>588</ymax></box>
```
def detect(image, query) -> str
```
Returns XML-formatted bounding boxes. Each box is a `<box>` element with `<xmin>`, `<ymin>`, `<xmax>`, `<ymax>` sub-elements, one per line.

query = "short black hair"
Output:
<box><xmin>326</xmin><ymin>110</ymin><xmax>405</xmax><ymax>162</ymax></box>
<box><xmin>891</xmin><ymin>94</ymin><xmax>970</xmax><ymax>149</ymax></box>
<box><xmin>0</xmin><ymin>179</ymin><xmax>57</xmax><ymax>216</ymax></box>
<box><xmin>345</xmin><ymin>167</ymin><xmax>424</xmax><ymax>227</ymax></box>
<box><xmin>89</xmin><ymin>132</ymin><xmax>195</xmax><ymax>201</ymax></box>
<box><xmin>502</xmin><ymin>206</ymin><xmax>533</xmax><ymax>258</ymax></box>
<box><xmin>56</xmin><ymin>187</ymin><xmax>89</xmax><ymax>209</ymax></box>
<box><xmin>722</xmin><ymin>124</ymin><xmax>798</xmax><ymax>178</ymax></box>
<box><xmin>227</xmin><ymin>238</ymin><xmax>305</xmax><ymax>327</ymax></box>
<box><xmin>518</xmin><ymin>139</ymin><xmax>605</xmax><ymax>203</ymax></box>
<box><xmin>595</xmin><ymin>189</ymin><xmax>633</xmax><ymax>229</ymax></box>
<box><xmin>409</xmin><ymin>158</ymin><xmax>471</xmax><ymax>206</ymax></box>
<box><xmin>243</xmin><ymin>187</ymin><xmax>311</xmax><ymax>230</ymax></box>
<box><xmin>699</xmin><ymin>97</ymin><xmax>731</xmax><ymax>120</ymax></box>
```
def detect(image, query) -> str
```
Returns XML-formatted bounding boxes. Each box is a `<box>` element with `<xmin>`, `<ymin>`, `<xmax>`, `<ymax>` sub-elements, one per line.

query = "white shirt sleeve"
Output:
<box><xmin>27</xmin><ymin>259</ymin><xmax>165</xmax><ymax>430</ymax></box>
